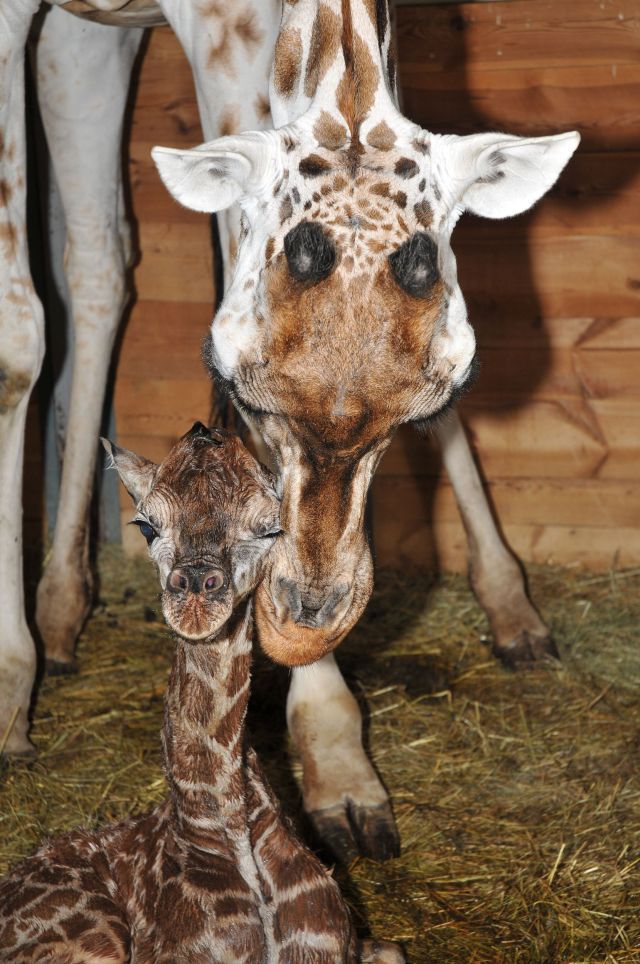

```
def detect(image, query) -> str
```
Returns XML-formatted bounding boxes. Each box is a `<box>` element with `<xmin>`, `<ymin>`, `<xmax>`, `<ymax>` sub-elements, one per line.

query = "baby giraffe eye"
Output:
<box><xmin>256</xmin><ymin>526</ymin><xmax>283</xmax><ymax>540</ymax></box>
<box><xmin>133</xmin><ymin>520</ymin><xmax>158</xmax><ymax>545</ymax></box>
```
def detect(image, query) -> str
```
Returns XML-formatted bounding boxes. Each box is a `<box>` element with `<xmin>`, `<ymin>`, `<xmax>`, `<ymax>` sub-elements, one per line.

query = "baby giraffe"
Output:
<box><xmin>0</xmin><ymin>423</ymin><xmax>403</xmax><ymax>963</ymax></box>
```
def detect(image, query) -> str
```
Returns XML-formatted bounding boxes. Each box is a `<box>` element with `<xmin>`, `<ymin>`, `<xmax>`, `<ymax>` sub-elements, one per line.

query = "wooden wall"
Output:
<box><xmin>108</xmin><ymin>0</ymin><xmax>639</xmax><ymax>567</ymax></box>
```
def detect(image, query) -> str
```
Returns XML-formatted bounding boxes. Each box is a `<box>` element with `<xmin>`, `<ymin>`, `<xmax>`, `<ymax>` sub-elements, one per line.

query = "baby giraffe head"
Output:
<box><xmin>102</xmin><ymin>423</ymin><xmax>281</xmax><ymax>641</ymax></box>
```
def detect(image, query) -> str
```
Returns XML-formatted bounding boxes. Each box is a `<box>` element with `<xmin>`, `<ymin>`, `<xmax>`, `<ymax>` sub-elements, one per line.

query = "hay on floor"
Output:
<box><xmin>1</xmin><ymin>549</ymin><xmax>639</xmax><ymax>962</ymax></box>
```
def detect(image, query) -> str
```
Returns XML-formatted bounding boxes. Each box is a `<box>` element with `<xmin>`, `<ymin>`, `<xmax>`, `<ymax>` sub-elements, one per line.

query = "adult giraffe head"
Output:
<box><xmin>152</xmin><ymin>0</ymin><xmax>579</xmax><ymax>667</ymax></box>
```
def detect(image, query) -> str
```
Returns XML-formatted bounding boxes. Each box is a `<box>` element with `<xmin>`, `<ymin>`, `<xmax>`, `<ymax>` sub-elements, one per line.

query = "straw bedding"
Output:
<box><xmin>1</xmin><ymin>550</ymin><xmax>639</xmax><ymax>962</ymax></box>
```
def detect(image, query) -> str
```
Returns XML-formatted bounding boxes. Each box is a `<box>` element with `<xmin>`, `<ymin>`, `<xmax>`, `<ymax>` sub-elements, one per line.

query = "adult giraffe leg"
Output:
<box><xmin>0</xmin><ymin>0</ymin><xmax>46</xmax><ymax>755</ymax></box>
<box><xmin>287</xmin><ymin>654</ymin><xmax>400</xmax><ymax>864</ymax></box>
<box><xmin>33</xmin><ymin>8</ymin><xmax>143</xmax><ymax>667</ymax></box>
<box><xmin>436</xmin><ymin>411</ymin><xmax>557</xmax><ymax>666</ymax></box>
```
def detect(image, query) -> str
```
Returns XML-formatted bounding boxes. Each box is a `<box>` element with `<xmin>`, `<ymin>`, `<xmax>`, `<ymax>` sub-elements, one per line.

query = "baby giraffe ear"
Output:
<box><xmin>101</xmin><ymin>438</ymin><xmax>157</xmax><ymax>505</ymax></box>
<box><xmin>436</xmin><ymin>129</ymin><xmax>580</xmax><ymax>219</ymax></box>
<box><xmin>151</xmin><ymin>130</ymin><xmax>282</xmax><ymax>213</ymax></box>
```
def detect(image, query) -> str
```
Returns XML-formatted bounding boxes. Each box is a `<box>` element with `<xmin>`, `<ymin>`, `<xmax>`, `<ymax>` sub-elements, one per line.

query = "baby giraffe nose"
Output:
<box><xmin>166</xmin><ymin>566</ymin><xmax>227</xmax><ymax>596</ymax></box>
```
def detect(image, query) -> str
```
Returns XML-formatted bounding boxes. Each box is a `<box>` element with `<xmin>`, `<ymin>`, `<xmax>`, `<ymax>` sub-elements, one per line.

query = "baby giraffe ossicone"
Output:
<box><xmin>0</xmin><ymin>423</ymin><xmax>402</xmax><ymax>963</ymax></box>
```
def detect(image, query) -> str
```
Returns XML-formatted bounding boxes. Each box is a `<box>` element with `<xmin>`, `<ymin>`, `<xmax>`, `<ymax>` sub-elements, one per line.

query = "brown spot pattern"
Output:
<box><xmin>273</xmin><ymin>26</ymin><xmax>303</xmax><ymax>97</ymax></box>
<box><xmin>304</xmin><ymin>4</ymin><xmax>341</xmax><ymax>98</ymax></box>
<box><xmin>366</xmin><ymin>120</ymin><xmax>396</xmax><ymax>151</ymax></box>
<box><xmin>414</xmin><ymin>199</ymin><xmax>433</xmax><ymax>228</ymax></box>
<box><xmin>313</xmin><ymin>111</ymin><xmax>348</xmax><ymax>150</ymax></box>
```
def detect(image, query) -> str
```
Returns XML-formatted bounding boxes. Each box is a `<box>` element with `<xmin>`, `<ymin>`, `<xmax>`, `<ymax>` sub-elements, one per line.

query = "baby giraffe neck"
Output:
<box><xmin>162</xmin><ymin>600</ymin><xmax>254</xmax><ymax>853</ymax></box>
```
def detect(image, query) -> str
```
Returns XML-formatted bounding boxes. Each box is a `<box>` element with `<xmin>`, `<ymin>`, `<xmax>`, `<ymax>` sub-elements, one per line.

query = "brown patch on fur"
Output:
<box><xmin>413</xmin><ymin>136</ymin><xmax>430</xmax><ymax>155</ymax></box>
<box><xmin>218</xmin><ymin>107</ymin><xmax>237</xmax><ymax>138</ymax></box>
<box><xmin>273</xmin><ymin>26</ymin><xmax>303</xmax><ymax>97</ymax></box>
<box><xmin>366</xmin><ymin>120</ymin><xmax>396</xmax><ymax>151</ymax></box>
<box><xmin>371</xmin><ymin>181</ymin><xmax>390</xmax><ymax>197</ymax></box>
<box><xmin>0</xmin><ymin>366</ymin><xmax>31</xmax><ymax>414</ymax></box>
<box><xmin>335</xmin><ymin>18</ymin><xmax>379</xmax><ymax>140</ymax></box>
<box><xmin>418</xmin><ymin>177</ymin><xmax>426</xmax><ymax>192</ymax></box>
<box><xmin>205</xmin><ymin>5</ymin><xmax>263</xmax><ymax>75</ymax></box>
<box><xmin>0</xmin><ymin>179</ymin><xmax>13</xmax><ymax>204</ymax></box>
<box><xmin>414</xmin><ymin>199</ymin><xmax>434</xmax><ymax>228</ymax></box>
<box><xmin>313</xmin><ymin>111</ymin><xmax>348</xmax><ymax>150</ymax></box>
<box><xmin>254</xmin><ymin>93</ymin><xmax>271</xmax><ymax>123</ymax></box>
<box><xmin>393</xmin><ymin>191</ymin><xmax>407</xmax><ymax>209</ymax></box>
<box><xmin>299</xmin><ymin>154</ymin><xmax>332</xmax><ymax>178</ymax></box>
<box><xmin>235</xmin><ymin>10</ymin><xmax>263</xmax><ymax>48</ymax></box>
<box><xmin>0</xmin><ymin>220</ymin><xmax>17</xmax><ymax>251</ymax></box>
<box><xmin>228</xmin><ymin>235</ymin><xmax>238</xmax><ymax>266</ymax></box>
<box><xmin>279</xmin><ymin>194</ymin><xmax>293</xmax><ymax>224</ymax></box>
<box><xmin>244</xmin><ymin>278</ymin><xmax>255</xmax><ymax>291</ymax></box>
<box><xmin>395</xmin><ymin>157</ymin><xmax>419</xmax><ymax>179</ymax></box>
<box><xmin>265</xmin><ymin>238</ymin><xmax>275</xmax><ymax>262</ymax></box>
<box><xmin>332</xmin><ymin>174</ymin><xmax>348</xmax><ymax>191</ymax></box>
<box><xmin>305</xmin><ymin>4</ymin><xmax>342</xmax><ymax>99</ymax></box>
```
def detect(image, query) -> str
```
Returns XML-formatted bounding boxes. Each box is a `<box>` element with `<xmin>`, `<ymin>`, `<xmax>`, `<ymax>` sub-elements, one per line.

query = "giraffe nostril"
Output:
<box><xmin>202</xmin><ymin>569</ymin><xmax>226</xmax><ymax>594</ymax></box>
<box><xmin>167</xmin><ymin>569</ymin><xmax>189</xmax><ymax>594</ymax></box>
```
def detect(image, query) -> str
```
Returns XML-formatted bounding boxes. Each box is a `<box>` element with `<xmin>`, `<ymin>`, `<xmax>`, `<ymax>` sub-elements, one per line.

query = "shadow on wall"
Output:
<box><xmin>379</xmin><ymin>0</ymin><xmax>640</xmax><ymax>570</ymax></box>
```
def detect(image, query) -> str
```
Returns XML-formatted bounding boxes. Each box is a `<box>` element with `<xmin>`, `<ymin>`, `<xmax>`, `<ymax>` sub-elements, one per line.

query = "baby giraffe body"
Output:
<box><xmin>0</xmin><ymin>424</ymin><xmax>402</xmax><ymax>963</ymax></box>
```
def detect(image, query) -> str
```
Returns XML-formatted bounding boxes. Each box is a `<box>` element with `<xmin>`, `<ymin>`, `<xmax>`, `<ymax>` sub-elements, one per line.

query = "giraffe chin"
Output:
<box><xmin>254</xmin><ymin>583</ymin><xmax>348</xmax><ymax>667</ymax></box>
<box><xmin>161</xmin><ymin>593</ymin><xmax>233</xmax><ymax>643</ymax></box>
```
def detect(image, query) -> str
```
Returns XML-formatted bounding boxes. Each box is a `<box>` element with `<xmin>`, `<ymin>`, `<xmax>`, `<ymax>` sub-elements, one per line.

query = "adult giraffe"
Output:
<box><xmin>1</xmin><ymin>0</ymin><xmax>577</xmax><ymax>860</ymax></box>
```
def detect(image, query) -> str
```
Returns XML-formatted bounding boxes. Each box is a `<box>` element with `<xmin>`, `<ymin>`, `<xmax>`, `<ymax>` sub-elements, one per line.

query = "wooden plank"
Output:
<box><xmin>591</xmin><ymin>399</ymin><xmax>640</xmax><ymax>480</ymax></box>
<box><xmin>374</xmin><ymin>515</ymin><xmax>640</xmax><ymax>570</ymax></box>
<box><xmin>456</xmin><ymin>236</ymin><xmax>640</xmax><ymax>321</ymax></box>
<box><xmin>117</xmin><ymin>301</ymin><xmax>214</xmax><ymax>379</ymax></box>
<box><xmin>398</xmin><ymin>1</ymin><xmax>640</xmax><ymax>73</ymax></box>
<box><xmin>114</xmin><ymin>377</ymin><xmax>211</xmax><ymax>437</ymax></box>
<box><xmin>471</xmin><ymin>317</ymin><xmax>640</xmax><ymax>352</ymax></box>
<box><xmin>374</xmin><ymin>475</ymin><xmax>640</xmax><ymax>530</ymax></box>
<box><xmin>134</xmin><ymin>222</ymin><xmax>215</xmax><ymax>303</ymax></box>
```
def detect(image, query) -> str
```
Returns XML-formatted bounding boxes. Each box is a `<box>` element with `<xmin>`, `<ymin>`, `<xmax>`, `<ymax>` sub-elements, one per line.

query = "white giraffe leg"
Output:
<box><xmin>287</xmin><ymin>654</ymin><xmax>399</xmax><ymax>863</ymax></box>
<box><xmin>0</xmin><ymin>0</ymin><xmax>46</xmax><ymax>754</ymax></box>
<box><xmin>437</xmin><ymin>411</ymin><xmax>556</xmax><ymax>666</ymax></box>
<box><xmin>33</xmin><ymin>8</ymin><xmax>143</xmax><ymax>666</ymax></box>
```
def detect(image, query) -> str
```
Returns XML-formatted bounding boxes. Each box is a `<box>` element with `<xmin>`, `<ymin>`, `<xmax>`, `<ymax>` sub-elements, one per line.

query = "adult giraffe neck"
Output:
<box><xmin>270</xmin><ymin>0</ymin><xmax>400</xmax><ymax>133</ymax></box>
<box><xmin>161</xmin><ymin>600</ymin><xmax>254</xmax><ymax>853</ymax></box>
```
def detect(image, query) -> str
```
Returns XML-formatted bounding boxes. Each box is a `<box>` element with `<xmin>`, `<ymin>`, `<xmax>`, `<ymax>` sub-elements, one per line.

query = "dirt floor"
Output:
<box><xmin>1</xmin><ymin>551</ymin><xmax>639</xmax><ymax>963</ymax></box>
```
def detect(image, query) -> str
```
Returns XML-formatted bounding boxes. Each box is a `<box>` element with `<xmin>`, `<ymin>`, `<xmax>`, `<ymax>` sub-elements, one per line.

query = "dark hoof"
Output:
<box><xmin>494</xmin><ymin>632</ymin><xmax>559</xmax><ymax>669</ymax></box>
<box><xmin>360</xmin><ymin>939</ymin><xmax>406</xmax><ymax>963</ymax></box>
<box><xmin>307</xmin><ymin>805</ymin><xmax>360</xmax><ymax>865</ymax></box>
<box><xmin>45</xmin><ymin>657</ymin><xmax>79</xmax><ymax>677</ymax></box>
<box><xmin>350</xmin><ymin>801</ymin><xmax>400</xmax><ymax>861</ymax></box>
<box><xmin>308</xmin><ymin>800</ymin><xmax>401</xmax><ymax>865</ymax></box>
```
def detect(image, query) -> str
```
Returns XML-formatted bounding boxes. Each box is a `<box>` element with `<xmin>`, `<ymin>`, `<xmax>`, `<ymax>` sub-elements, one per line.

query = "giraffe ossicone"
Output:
<box><xmin>0</xmin><ymin>423</ymin><xmax>404</xmax><ymax>963</ymax></box>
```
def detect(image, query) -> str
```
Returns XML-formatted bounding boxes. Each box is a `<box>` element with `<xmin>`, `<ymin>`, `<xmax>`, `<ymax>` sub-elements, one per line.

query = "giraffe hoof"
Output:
<box><xmin>307</xmin><ymin>805</ymin><xmax>360</xmax><ymax>865</ymax></box>
<box><xmin>308</xmin><ymin>801</ymin><xmax>400</xmax><ymax>864</ymax></box>
<box><xmin>360</xmin><ymin>939</ymin><xmax>406</xmax><ymax>963</ymax></box>
<box><xmin>45</xmin><ymin>657</ymin><xmax>79</xmax><ymax>677</ymax></box>
<box><xmin>350</xmin><ymin>802</ymin><xmax>400</xmax><ymax>861</ymax></box>
<box><xmin>493</xmin><ymin>631</ymin><xmax>559</xmax><ymax>669</ymax></box>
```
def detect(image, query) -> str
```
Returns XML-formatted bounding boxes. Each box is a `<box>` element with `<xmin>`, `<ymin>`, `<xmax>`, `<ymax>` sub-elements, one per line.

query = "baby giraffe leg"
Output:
<box><xmin>0</xmin><ymin>837</ymin><xmax>130</xmax><ymax>962</ymax></box>
<box><xmin>287</xmin><ymin>654</ymin><xmax>399</xmax><ymax>864</ymax></box>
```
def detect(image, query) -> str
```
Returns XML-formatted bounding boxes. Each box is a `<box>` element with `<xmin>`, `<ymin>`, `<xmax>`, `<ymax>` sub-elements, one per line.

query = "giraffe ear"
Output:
<box><xmin>151</xmin><ymin>131</ymin><xmax>281</xmax><ymax>213</ymax></box>
<box><xmin>438</xmin><ymin>130</ymin><xmax>580</xmax><ymax>219</ymax></box>
<box><xmin>101</xmin><ymin>438</ymin><xmax>157</xmax><ymax>505</ymax></box>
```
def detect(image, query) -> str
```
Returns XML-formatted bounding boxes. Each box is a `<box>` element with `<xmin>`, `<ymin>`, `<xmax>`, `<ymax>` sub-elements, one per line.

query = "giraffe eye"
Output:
<box><xmin>283</xmin><ymin>221</ymin><xmax>336</xmax><ymax>284</ymax></box>
<box><xmin>389</xmin><ymin>232</ymin><xmax>439</xmax><ymax>297</ymax></box>
<box><xmin>133</xmin><ymin>520</ymin><xmax>158</xmax><ymax>545</ymax></box>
